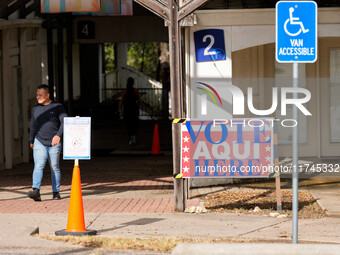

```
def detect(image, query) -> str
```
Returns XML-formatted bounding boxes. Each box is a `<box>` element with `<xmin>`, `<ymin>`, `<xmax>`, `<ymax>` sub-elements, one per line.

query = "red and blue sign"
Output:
<box><xmin>181</xmin><ymin>120</ymin><xmax>274</xmax><ymax>178</ymax></box>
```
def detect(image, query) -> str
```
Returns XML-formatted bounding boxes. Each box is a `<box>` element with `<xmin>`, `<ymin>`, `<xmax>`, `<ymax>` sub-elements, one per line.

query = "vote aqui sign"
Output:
<box><xmin>180</xmin><ymin>120</ymin><xmax>275</xmax><ymax>178</ymax></box>
<box><xmin>276</xmin><ymin>1</ymin><xmax>317</xmax><ymax>63</ymax></box>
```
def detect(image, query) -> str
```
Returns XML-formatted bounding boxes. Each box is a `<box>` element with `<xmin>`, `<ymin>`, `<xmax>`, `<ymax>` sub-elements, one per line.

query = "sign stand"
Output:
<box><xmin>55</xmin><ymin>116</ymin><xmax>96</xmax><ymax>236</ymax></box>
<box><xmin>275</xmin><ymin>176</ymin><xmax>282</xmax><ymax>211</ymax></box>
<box><xmin>177</xmin><ymin>119</ymin><xmax>282</xmax><ymax>211</ymax></box>
<box><xmin>274</xmin><ymin>122</ymin><xmax>282</xmax><ymax>211</ymax></box>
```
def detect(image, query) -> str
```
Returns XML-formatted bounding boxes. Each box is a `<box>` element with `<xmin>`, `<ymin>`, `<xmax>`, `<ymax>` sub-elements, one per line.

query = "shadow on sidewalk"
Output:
<box><xmin>97</xmin><ymin>218</ymin><xmax>165</xmax><ymax>234</ymax></box>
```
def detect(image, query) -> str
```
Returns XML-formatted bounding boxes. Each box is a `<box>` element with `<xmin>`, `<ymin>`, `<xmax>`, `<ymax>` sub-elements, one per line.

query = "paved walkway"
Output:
<box><xmin>1</xmin><ymin>156</ymin><xmax>340</xmax><ymax>216</ymax></box>
<box><xmin>0</xmin><ymin>156</ymin><xmax>199</xmax><ymax>214</ymax></box>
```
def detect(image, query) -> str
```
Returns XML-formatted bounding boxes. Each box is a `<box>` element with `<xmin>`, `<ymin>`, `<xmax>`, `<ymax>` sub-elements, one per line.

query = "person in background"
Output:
<box><xmin>28</xmin><ymin>84</ymin><xmax>67</xmax><ymax>201</ymax></box>
<box><xmin>119</xmin><ymin>77</ymin><xmax>141</xmax><ymax>145</ymax></box>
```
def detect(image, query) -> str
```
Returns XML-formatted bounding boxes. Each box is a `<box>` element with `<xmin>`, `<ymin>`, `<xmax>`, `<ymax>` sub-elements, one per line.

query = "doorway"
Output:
<box><xmin>319</xmin><ymin>38</ymin><xmax>340</xmax><ymax>157</ymax></box>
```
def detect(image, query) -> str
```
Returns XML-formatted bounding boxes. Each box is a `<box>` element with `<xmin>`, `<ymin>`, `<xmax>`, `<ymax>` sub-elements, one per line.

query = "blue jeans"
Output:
<box><xmin>32</xmin><ymin>138</ymin><xmax>61</xmax><ymax>192</ymax></box>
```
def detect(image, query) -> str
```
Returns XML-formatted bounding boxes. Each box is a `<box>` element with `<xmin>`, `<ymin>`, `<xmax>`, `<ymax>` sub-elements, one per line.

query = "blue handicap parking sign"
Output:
<box><xmin>276</xmin><ymin>1</ymin><xmax>317</xmax><ymax>63</ymax></box>
<box><xmin>194</xmin><ymin>29</ymin><xmax>226</xmax><ymax>62</ymax></box>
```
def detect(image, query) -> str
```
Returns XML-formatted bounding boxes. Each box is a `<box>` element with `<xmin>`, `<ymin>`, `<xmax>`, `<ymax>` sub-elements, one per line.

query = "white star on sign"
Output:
<box><xmin>265</xmin><ymin>155</ymin><xmax>271</xmax><ymax>162</ymax></box>
<box><xmin>183</xmin><ymin>166</ymin><xmax>189</xmax><ymax>172</ymax></box>
<box><xmin>183</xmin><ymin>156</ymin><xmax>189</xmax><ymax>162</ymax></box>
<box><xmin>183</xmin><ymin>146</ymin><xmax>189</xmax><ymax>152</ymax></box>
<box><xmin>265</xmin><ymin>146</ymin><xmax>271</xmax><ymax>152</ymax></box>
<box><xmin>183</xmin><ymin>136</ymin><xmax>190</xmax><ymax>142</ymax></box>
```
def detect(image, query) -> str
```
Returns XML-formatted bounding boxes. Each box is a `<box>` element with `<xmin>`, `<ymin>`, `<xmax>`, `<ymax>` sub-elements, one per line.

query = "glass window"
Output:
<box><xmin>275</xmin><ymin>62</ymin><xmax>307</xmax><ymax>144</ymax></box>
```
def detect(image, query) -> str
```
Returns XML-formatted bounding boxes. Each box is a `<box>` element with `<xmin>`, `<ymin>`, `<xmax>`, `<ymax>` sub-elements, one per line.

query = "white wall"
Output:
<box><xmin>0</xmin><ymin>21</ymin><xmax>43</xmax><ymax>170</ymax></box>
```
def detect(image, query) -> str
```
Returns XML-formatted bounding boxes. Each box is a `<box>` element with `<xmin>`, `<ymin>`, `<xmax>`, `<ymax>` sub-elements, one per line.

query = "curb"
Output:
<box><xmin>172</xmin><ymin>243</ymin><xmax>340</xmax><ymax>255</ymax></box>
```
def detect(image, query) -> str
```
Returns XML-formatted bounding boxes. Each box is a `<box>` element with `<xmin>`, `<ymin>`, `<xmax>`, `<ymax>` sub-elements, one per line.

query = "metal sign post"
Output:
<box><xmin>276</xmin><ymin>1</ymin><xmax>317</xmax><ymax>243</ymax></box>
<box><xmin>292</xmin><ymin>62</ymin><xmax>299</xmax><ymax>244</ymax></box>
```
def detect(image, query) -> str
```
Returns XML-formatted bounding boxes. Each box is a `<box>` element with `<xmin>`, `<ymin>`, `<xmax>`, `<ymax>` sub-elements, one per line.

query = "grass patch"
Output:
<box><xmin>40</xmin><ymin>235</ymin><xmax>177</xmax><ymax>252</ymax></box>
<box><xmin>39</xmin><ymin>235</ymin><xmax>304</xmax><ymax>252</ymax></box>
<box><xmin>203</xmin><ymin>189</ymin><xmax>327</xmax><ymax>219</ymax></box>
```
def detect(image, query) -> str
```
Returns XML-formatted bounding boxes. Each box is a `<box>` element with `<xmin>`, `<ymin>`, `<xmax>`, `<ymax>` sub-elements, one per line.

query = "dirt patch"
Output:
<box><xmin>203</xmin><ymin>189</ymin><xmax>327</xmax><ymax>219</ymax></box>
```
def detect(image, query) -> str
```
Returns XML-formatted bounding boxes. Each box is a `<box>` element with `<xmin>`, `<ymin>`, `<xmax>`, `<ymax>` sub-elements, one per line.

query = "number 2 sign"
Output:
<box><xmin>194</xmin><ymin>29</ymin><xmax>226</xmax><ymax>62</ymax></box>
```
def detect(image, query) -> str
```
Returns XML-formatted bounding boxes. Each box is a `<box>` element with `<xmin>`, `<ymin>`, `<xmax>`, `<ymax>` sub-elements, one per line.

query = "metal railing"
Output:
<box><xmin>103</xmin><ymin>88</ymin><xmax>168</xmax><ymax>119</ymax></box>
<box><xmin>101</xmin><ymin>66</ymin><xmax>169</xmax><ymax>119</ymax></box>
<box><xmin>102</xmin><ymin>66</ymin><xmax>162</xmax><ymax>93</ymax></box>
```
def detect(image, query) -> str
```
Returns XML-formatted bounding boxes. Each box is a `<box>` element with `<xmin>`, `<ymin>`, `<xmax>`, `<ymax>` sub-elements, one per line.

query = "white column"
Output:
<box><xmin>20</xmin><ymin>28</ymin><xmax>29</xmax><ymax>163</ymax></box>
<box><xmin>2</xmin><ymin>29</ymin><xmax>13</xmax><ymax>169</ymax></box>
<box><xmin>189</xmin><ymin>26</ymin><xmax>233</xmax><ymax>120</ymax></box>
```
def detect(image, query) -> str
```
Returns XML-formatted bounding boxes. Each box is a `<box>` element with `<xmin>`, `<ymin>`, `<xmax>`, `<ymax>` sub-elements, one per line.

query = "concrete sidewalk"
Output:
<box><xmin>309</xmin><ymin>188</ymin><xmax>340</xmax><ymax>217</ymax></box>
<box><xmin>1</xmin><ymin>212</ymin><xmax>340</xmax><ymax>254</ymax></box>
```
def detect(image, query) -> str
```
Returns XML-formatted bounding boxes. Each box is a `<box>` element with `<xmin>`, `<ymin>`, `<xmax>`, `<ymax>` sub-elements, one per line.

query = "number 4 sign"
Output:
<box><xmin>77</xmin><ymin>21</ymin><xmax>95</xmax><ymax>39</ymax></box>
<box><xmin>194</xmin><ymin>29</ymin><xmax>226</xmax><ymax>62</ymax></box>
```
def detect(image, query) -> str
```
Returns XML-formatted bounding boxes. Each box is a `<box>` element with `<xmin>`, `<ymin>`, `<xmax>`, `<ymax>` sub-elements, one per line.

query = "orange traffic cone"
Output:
<box><xmin>151</xmin><ymin>123</ymin><xmax>161</xmax><ymax>155</ymax></box>
<box><xmin>55</xmin><ymin>164</ymin><xmax>96</xmax><ymax>236</ymax></box>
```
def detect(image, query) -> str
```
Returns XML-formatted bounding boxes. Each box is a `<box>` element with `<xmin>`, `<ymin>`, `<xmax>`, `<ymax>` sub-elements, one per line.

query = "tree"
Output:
<box><xmin>104</xmin><ymin>43</ymin><xmax>115</xmax><ymax>73</ymax></box>
<box><xmin>127</xmin><ymin>42</ymin><xmax>162</xmax><ymax>81</ymax></box>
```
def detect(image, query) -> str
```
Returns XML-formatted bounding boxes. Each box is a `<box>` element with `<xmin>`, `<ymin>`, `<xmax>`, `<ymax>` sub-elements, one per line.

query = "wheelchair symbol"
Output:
<box><xmin>284</xmin><ymin>7</ymin><xmax>309</xmax><ymax>36</ymax></box>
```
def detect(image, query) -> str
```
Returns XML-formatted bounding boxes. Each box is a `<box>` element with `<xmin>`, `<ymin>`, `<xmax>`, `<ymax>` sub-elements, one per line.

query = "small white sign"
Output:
<box><xmin>63</xmin><ymin>117</ymin><xmax>91</xmax><ymax>160</ymax></box>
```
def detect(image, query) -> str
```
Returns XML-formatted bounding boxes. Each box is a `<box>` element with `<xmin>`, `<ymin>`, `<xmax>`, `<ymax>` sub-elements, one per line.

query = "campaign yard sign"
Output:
<box><xmin>180</xmin><ymin>119</ymin><xmax>274</xmax><ymax>178</ymax></box>
<box><xmin>63</xmin><ymin>117</ymin><xmax>91</xmax><ymax>160</ymax></box>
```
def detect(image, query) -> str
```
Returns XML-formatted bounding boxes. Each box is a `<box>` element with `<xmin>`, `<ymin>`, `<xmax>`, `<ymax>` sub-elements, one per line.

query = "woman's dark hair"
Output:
<box><xmin>127</xmin><ymin>77</ymin><xmax>134</xmax><ymax>89</ymax></box>
<box><xmin>126</xmin><ymin>77</ymin><xmax>135</xmax><ymax>94</ymax></box>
